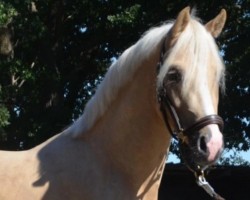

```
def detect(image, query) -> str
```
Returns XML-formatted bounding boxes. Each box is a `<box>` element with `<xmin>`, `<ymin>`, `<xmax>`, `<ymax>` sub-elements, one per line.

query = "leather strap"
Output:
<box><xmin>158</xmin><ymin>87</ymin><xmax>224</xmax><ymax>140</ymax></box>
<box><xmin>183</xmin><ymin>115</ymin><xmax>224</xmax><ymax>135</ymax></box>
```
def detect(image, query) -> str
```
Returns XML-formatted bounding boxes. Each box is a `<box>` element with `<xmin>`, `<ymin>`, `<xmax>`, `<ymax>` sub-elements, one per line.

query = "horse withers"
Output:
<box><xmin>0</xmin><ymin>7</ymin><xmax>226</xmax><ymax>200</ymax></box>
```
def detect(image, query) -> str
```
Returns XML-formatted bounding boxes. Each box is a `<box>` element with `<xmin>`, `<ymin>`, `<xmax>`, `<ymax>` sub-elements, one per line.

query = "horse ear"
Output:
<box><xmin>205</xmin><ymin>9</ymin><xmax>227</xmax><ymax>38</ymax></box>
<box><xmin>171</xmin><ymin>7</ymin><xmax>191</xmax><ymax>39</ymax></box>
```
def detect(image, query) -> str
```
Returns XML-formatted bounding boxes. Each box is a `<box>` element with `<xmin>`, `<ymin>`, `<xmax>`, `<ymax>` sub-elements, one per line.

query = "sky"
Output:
<box><xmin>167</xmin><ymin>149</ymin><xmax>250</xmax><ymax>165</ymax></box>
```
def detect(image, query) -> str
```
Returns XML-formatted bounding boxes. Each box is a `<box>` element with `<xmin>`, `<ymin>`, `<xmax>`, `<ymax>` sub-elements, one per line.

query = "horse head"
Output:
<box><xmin>157</xmin><ymin>7</ymin><xmax>227</xmax><ymax>171</ymax></box>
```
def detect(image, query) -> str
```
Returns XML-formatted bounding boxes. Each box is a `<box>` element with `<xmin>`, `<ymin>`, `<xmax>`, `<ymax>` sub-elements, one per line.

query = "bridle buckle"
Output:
<box><xmin>195</xmin><ymin>168</ymin><xmax>225</xmax><ymax>200</ymax></box>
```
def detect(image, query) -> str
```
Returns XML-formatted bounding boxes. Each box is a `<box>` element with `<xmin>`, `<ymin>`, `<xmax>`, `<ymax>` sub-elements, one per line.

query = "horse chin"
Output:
<box><xmin>179</xmin><ymin>141</ymin><xmax>218</xmax><ymax>172</ymax></box>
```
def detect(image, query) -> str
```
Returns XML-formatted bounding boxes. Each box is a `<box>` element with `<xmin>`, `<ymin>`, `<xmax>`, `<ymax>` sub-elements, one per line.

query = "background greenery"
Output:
<box><xmin>0</xmin><ymin>0</ymin><xmax>249</xmax><ymax>165</ymax></box>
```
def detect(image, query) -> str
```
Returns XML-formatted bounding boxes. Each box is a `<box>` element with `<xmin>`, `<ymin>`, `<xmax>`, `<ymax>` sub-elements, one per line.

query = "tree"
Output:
<box><xmin>0</xmin><ymin>0</ymin><xmax>249</xmax><ymax>162</ymax></box>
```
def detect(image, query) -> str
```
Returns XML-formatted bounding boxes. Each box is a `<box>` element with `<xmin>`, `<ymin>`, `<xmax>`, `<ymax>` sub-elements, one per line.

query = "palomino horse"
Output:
<box><xmin>0</xmin><ymin>7</ymin><xmax>227</xmax><ymax>200</ymax></box>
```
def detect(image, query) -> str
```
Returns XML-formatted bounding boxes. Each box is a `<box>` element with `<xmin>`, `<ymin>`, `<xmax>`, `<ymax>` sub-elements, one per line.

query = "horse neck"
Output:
<box><xmin>88</xmin><ymin>50</ymin><xmax>172</xmax><ymax>196</ymax></box>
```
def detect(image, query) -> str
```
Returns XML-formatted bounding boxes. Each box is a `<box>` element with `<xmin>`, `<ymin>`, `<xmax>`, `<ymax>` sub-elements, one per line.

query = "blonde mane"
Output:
<box><xmin>68</xmin><ymin>24</ymin><xmax>172</xmax><ymax>137</ymax></box>
<box><xmin>69</xmin><ymin>13</ymin><xmax>225</xmax><ymax>137</ymax></box>
<box><xmin>157</xmin><ymin>18</ymin><xmax>225</xmax><ymax>95</ymax></box>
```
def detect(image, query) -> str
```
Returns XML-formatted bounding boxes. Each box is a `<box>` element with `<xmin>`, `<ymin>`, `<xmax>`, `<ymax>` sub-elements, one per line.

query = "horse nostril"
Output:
<box><xmin>199</xmin><ymin>136</ymin><xmax>208</xmax><ymax>155</ymax></box>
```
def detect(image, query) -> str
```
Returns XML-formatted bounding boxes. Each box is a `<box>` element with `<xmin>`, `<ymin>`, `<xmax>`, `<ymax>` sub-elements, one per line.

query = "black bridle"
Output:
<box><xmin>157</xmin><ymin>38</ymin><xmax>225</xmax><ymax>200</ymax></box>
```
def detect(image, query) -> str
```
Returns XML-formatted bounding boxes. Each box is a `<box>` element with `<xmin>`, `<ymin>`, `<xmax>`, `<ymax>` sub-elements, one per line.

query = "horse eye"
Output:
<box><xmin>166</xmin><ymin>69</ymin><xmax>182</xmax><ymax>83</ymax></box>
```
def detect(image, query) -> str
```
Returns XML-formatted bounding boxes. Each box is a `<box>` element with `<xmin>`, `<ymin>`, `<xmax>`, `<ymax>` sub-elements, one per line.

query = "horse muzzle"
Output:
<box><xmin>180</xmin><ymin>124</ymin><xmax>224</xmax><ymax>171</ymax></box>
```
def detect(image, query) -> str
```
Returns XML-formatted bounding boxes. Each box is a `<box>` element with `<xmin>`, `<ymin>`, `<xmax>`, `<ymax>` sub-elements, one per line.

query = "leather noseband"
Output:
<box><xmin>158</xmin><ymin>88</ymin><xmax>224</xmax><ymax>140</ymax></box>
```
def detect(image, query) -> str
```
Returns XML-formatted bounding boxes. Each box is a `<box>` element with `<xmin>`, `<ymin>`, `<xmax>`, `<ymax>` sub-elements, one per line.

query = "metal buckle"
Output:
<box><xmin>195</xmin><ymin>168</ymin><xmax>225</xmax><ymax>200</ymax></box>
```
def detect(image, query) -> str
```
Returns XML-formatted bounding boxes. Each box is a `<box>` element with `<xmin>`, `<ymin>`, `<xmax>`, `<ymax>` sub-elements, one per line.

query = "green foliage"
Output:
<box><xmin>107</xmin><ymin>4</ymin><xmax>141</xmax><ymax>25</ymax></box>
<box><xmin>0</xmin><ymin>105</ymin><xmax>9</xmax><ymax>127</ymax></box>
<box><xmin>218</xmin><ymin>0</ymin><xmax>250</xmax><ymax>151</ymax></box>
<box><xmin>0</xmin><ymin>84</ymin><xmax>9</xmax><ymax>127</ymax></box>
<box><xmin>0</xmin><ymin>85</ymin><xmax>10</xmax><ymax>141</ymax></box>
<box><xmin>0</xmin><ymin>2</ymin><xmax>17</xmax><ymax>25</ymax></box>
<box><xmin>0</xmin><ymin>0</ymin><xmax>249</xmax><ymax>166</ymax></box>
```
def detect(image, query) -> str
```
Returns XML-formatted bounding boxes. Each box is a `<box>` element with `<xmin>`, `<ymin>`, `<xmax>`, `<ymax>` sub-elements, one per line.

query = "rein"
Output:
<box><xmin>157</xmin><ymin>39</ymin><xmax>225</xmax><ymax>200</ymax></box>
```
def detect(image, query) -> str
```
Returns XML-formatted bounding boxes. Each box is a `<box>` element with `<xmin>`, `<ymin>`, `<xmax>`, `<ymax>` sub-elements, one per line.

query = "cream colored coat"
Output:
<box><xmin>0</xmin><ymin>7</ymin><xmax>226</xmax><ymax>200</ymax></box>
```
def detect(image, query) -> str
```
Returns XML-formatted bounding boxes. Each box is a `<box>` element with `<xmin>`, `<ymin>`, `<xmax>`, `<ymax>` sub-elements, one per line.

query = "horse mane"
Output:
<box><xmin>157</xmin><ymin>15</ymin><xmax>225</xmax><ymax>95</ymax></box>
<box><xmin>67</xmin><ymin>24</ymin><xmax>172</xmax><ymax>137</ymax></box>
<box><xmin>68</xmin><ymin>11</ymin><xmax>225</xmax><ymax>138</ymax></box>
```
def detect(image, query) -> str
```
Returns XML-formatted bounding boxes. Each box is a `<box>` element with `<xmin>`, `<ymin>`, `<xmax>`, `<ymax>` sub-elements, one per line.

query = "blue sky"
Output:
<box><xmin>167</xmin><ymin>149</ymin><xmax>250</xmax><ymax>165</ymax></box>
